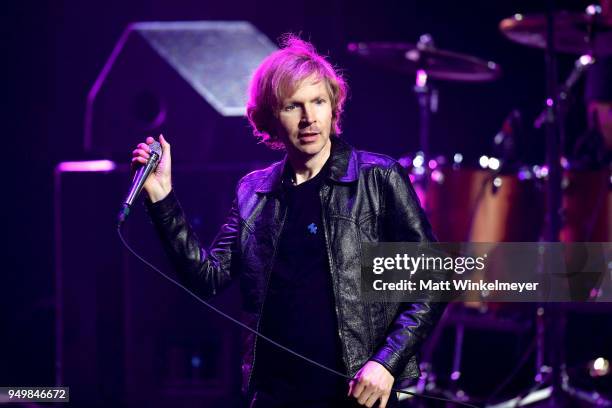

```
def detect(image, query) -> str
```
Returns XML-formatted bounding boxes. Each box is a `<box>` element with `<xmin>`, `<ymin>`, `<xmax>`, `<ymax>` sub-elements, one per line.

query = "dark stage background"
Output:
<box><xmin>3</xmin><ymin>0</ymin><xmax>608</xmax><ymax>406</ymax></box>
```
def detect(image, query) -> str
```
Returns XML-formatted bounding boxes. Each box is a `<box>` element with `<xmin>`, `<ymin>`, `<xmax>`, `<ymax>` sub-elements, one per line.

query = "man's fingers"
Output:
<box><xmin>356</xmin><ymin>381</ymin><xmax>375</xmax><ymax>404</ymax></box>
<box><xmin>350</xmin><ymin>362</ymin><xmax>394</xmax><ymax>406</ymax></box>
<box><xmin>132</xmin><ymin>149</ymin><xmax>150</xmax><ymax>159</ymax></box>
<box><xmin>132</xmin><ymin>156</ymin><xmax>147</xmax><ymax>165</ymax></box>
<box><xmin>351</xmin><ymin>380</ymin><xmax>366</xmax><ymax>399</ymax></box>
<box><xmin>363</xmin><ymin>391</ymin><xmax>380</xmax><ymax>408</ymax></box>
<box><xmin>159</xmin><ymin>134</ymin><xmax>171</xmax><ymax>154</ymax></box>
<box><xmin>357</xmin><ymin>388</ymin><xmax>371</xmax><ymax>405</ymax></box>
<box><xmin>146</xmin><ymin>136</ymin><xmax>155</xmax><ymax>144</ymax></box>
<box><xmin>379</xmin><ymin>393</ymin><xmax>390</xmax><ymax>408</ymax></box>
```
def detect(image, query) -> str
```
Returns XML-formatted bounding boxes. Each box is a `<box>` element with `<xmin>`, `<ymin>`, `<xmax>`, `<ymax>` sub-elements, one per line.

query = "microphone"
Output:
<box><xmin>117</xmin><ymin>141</ymin><xmax>162</xmax><ymax>226</ymax></box>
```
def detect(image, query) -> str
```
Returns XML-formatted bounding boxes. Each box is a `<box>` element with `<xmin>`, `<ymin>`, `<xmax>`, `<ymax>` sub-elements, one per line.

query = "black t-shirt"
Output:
<box><xmin>253</xmin><ymin>162</ymin><xmax>346</xmax><ymax>402</ymax></box>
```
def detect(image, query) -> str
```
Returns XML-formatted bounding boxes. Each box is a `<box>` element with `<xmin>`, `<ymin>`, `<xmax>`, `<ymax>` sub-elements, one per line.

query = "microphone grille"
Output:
<box><xmin>149</xmin><ymin>141</ymin><xmax>162</xmax><ymax>157</ymax></box>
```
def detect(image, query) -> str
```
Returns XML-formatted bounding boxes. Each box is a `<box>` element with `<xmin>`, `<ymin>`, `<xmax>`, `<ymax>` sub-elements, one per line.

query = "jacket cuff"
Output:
<box><xmin>144</xmin><ymin>189</ymin><xmax>180</xmax><ymax>221</ymax></box>
<box><xmin>369</xmin><ymin>345</ymin><xmax>405</xmax><ymax>377</ymax></box>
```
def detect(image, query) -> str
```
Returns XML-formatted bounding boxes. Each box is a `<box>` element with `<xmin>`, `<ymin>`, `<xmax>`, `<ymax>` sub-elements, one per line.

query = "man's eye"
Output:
<box><xmin>315</xmin><ymin>99</ymin><xmax>326</xmax><ymax>104</ymax></box>
<box><xmin>283</xmin><ymin>104</ymin><xmax>296</xmax><ymax>111</ymax></box>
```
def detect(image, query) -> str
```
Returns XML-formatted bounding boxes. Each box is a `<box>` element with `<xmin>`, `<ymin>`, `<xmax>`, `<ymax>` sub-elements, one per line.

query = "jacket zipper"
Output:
<box><xmin>246</xmin><ymin>202</ymin><xmax>288</xmax><ymax>394</ymax></box>
<box><xmin>319</xmin><ymin>184</ymin><xmax>350</xmax><ymax>373</ymax></box>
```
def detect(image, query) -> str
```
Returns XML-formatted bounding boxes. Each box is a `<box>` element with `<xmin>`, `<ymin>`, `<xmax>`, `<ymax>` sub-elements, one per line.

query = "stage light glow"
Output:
<box><xmin>416</xmin><ymin>69</ymin><xmax>428</xmax><ymax>87</ymax></box>
<box><xmin>589</xmin><ymin>357</ymin><xmax>609</xmax><ymax>377</ymax></box>
<box><xmin>57</xmin><ymin>160</ymin><xmax>117</xmax><ymax>172</ymax></box>
<box><xmin>579</xmin><ymin>54</ymin><xmax>594</xmax><ymax>66</ymax></box>
<box><xmin>493</xmin><ymin>177</ymin><xmax>502</xmax><ymax>188</ymax></box>
<box><xmin>453</xmin><ymin>153</ymin><xmax>463</xmax><ymax>164</ymax></box>
<box><xmin>518</xmin><ymin>167</ymin><xmax>532</xmax><ymax>180</ymax></box>
<box><xmin>431</xmin><ymin>170</ymin><xmax>444</xmax><ymax>184</ymax></box>
<box><xmin>532</xmin><ymin>165</ymin><xmax>549</xmax><ymax>179</ymax></box>
<box><xmin>586</xmin><ymin>4</ymin><xmax>602</xmax><ymax>16</ymax></box>
<box><xmin>479</xmin><ymin>155</ymin><xmax>489</xmax><ymax>168</ymax></box>
<box><xmin>488</xmin><ymin>157</ymin><xmax>500</xmax><ymax>170</ymax></box>
<box><xmin>494</xmin><ymin>133</ymin><xmax>504</xmax><ymax>145</ymax></box>
<box><xmin>191</xmin><ymin>355</ymin><xmax>202</xmax><ymax>368</ymax></box>
<box><xmin>590</xmin><ymin>288</ymin><xmax>603</xmax><ymax>299</ymax></box>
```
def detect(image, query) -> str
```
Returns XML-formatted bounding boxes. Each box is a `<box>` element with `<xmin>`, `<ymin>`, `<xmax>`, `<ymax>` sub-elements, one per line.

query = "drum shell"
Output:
<box><xmin>470</xmin><ymin>173</ymin><xmax>545</xmax><ymax>242</ymax></box>
<box><xmin>409</xmin><ymin>163</ymin><xmax>545</xmax><ymax>243</ymax></box>
<box><xmin>560</xmin><ymin>169</ymin><xmax>611</xmax><ymax>242</ymax></box>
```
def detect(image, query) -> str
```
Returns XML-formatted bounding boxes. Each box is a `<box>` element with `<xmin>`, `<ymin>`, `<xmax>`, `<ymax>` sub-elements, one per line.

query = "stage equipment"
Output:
<box><xmin>55</xmin><ymin>163</ymin><xmax>251</xmax><ymax>407</ymax></box>
<box><xmin>84</xmin><ymin>21</ymin><xmax>278</xmax><ymax>165</ymax></box>
<box><xmin>493</xmin><ymin>4</ymin><xmax>612</xmax><ymax>407</ymax></box>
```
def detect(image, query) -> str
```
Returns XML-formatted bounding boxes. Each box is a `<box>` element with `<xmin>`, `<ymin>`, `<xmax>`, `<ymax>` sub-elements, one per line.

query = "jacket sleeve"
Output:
<box><xmin>145</xmin><ymin>189</ymin><xmax>241</xmax><ymax>299</ymax></box>
<box><xmin>368</xmin><ymin>162</ymin><xmax>446</xmax><ymax>377</ymax></box>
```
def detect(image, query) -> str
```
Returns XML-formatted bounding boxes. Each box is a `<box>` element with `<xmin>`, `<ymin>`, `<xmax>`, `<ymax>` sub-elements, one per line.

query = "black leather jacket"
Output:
<box><xmin>146</xmin><ymin>136</ymin><xmax>444</xmax><ymax>395</ymax></box>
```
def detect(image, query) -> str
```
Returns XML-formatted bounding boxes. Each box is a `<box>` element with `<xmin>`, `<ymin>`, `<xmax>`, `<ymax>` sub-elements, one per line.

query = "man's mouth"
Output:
<box><xmin>299</xmin><ymin>132</ymin><xmax>319</xmax><ymax>138</ymax></box>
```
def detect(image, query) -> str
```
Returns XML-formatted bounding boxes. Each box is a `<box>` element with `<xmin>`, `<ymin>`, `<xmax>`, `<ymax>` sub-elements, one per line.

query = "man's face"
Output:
<box><xmin>275</xmin><ymin>76</ymin><xmax>333</xmax><ymax>160</ymax></box>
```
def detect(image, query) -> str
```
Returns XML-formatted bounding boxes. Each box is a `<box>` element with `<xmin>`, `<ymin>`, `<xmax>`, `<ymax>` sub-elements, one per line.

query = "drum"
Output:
<box><xmin>400</xmin><ymin>154</ymin><xmax>545</xmax><ymax>243</ymax></box>
<box><xmin>427</xmin><ymin>167</ymin><xmax>490</xmax><ymax>242</ymax></box>
<box><xmin>470</xmin><ymin>170</ymin><xmax>545</xmax><ymax>242</ymax></box>
<box><xmin>560</xmin><ymin>169</ymin><xmax>612</xmax><ymax>242</ymax></box>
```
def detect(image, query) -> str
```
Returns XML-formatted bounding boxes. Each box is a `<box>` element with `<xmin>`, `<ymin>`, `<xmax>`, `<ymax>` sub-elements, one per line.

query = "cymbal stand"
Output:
<box><xmin>489</xmin><ymin>3</ymin><xmax>610</xmax><ymax>407</ymax></box>
<box><xmin>413</xmin><ymin>34</ymin><xmax>439</xmax><ymax>189</ymax></box>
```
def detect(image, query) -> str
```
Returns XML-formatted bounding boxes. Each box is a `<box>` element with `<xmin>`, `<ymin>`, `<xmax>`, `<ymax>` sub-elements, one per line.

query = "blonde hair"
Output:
<box><xmin>246</xmin><ymin>34</ymin><xmax>348</xmax><ymax>149</ymax></box>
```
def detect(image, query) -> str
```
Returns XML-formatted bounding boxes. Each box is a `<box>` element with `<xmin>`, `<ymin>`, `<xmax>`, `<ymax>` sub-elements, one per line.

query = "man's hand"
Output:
<box><xmin>348</xmin><ymin>360</ymin><xmax>394</xmax><ymax>408</ymax></box>
<box><xmin>131</xmin><ymin>134</ymin><xmax>172</xmax><ymax>203</ymax></box>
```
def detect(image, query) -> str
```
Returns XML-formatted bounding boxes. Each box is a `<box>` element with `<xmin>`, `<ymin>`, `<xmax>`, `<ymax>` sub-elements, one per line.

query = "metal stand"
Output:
<box><xmin>413</xmin><ymin>34</ymin><xmax>439</xmax><ymax>161</ymax></box>
<box><xmin>489</xmin><ymin>3</ymin><xmax>610</xmax><ymax>407</ymax></box>
<box><xmin>412</xmin><ymin>33</ymin><xmax>439</xmax><ymax>211</ymax></box>
<box><xmin>407</xmin><ymin>307</ymin><xmax>474</xmax><ymax>408</ymax></box>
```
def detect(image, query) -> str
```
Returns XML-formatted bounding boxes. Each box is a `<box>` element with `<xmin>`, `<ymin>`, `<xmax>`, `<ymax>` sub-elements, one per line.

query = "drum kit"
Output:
<box><xmin>348</xmin><ymin>4</ymin><xmax>611</xmax><ymax>407</ymax></box>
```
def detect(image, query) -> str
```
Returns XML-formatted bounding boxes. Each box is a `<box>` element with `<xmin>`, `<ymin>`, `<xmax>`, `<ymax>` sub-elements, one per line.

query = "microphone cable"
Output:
<box><xmin>117</xmin><ymin>224</ymin><xmax>480</xmax><ymax>408</ymax></box>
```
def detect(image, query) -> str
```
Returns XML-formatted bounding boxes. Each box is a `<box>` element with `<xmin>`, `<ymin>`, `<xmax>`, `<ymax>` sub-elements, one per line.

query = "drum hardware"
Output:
<box><xmin>349</xmin><ymin>36</ymin><xmax>505</xmax><ymax>407</ymax></box>
<box><xmin>533</xmin><ymin>54</ymin><xmax>596</xmax><ymax>130</ymax></box>
<box><xmin>349</xmin><ymin>11</ymin><xmax>611</xmax><ymax>403</ymax></box>
<box><xmin>413</xmin><ymin>34</ymin><xmax>438</xmax><ymax>165</ymax></box>
<box><xmin>492</xmin><ymin>3</ymin><xmax>612</xmax><ymax>407</ymax></box>
<box><xmin>347</xmin><ymin>35</ymin><xmax>502</xmax><ymax>191</ymax></box>
<box><xmin>347</xmin><ymin>37</ymin><xmax>502</xmax><ymax>82</ymax></box>
<box><xmin>498</xmin><ymin>5</ymin><xmax>612</xmax><ymax>56</ymax></box>
<box><xmin>493</xmin><ymin>109</ymin><xmax>523</xmax><ymax>171</ymax></box>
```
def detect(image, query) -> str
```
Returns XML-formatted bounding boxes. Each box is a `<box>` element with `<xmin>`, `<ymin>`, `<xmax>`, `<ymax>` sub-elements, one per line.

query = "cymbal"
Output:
<box><xmin>500</xmin><ymin>11</ymin><xmax>612</xmax><ymax>55</ymax></box>
<box><xmin>347</xmin><ymin>42</ymin><xmax>502</xmax><ymax>82</ymax></box>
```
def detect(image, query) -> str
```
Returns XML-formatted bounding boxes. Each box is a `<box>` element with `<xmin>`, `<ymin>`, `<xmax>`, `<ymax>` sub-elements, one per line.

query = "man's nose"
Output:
<box><xmin>301</xmin><ymin>105</ymin><xmax>316</xmax><ymax>124</ymax></box>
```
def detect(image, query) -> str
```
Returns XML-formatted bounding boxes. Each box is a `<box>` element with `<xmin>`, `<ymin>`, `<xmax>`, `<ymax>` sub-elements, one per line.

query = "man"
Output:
<box><xmin>132</xmin><ymin>35</ymin><xmax>443</xmax><ymax>408</ymax></box>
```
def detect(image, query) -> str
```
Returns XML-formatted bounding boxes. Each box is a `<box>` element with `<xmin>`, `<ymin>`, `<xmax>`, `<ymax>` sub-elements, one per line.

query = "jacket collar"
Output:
<box><xmin>255</xmin><ymin>135</ymin><xmax>358</xmax><ymax>194</ymax></box>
